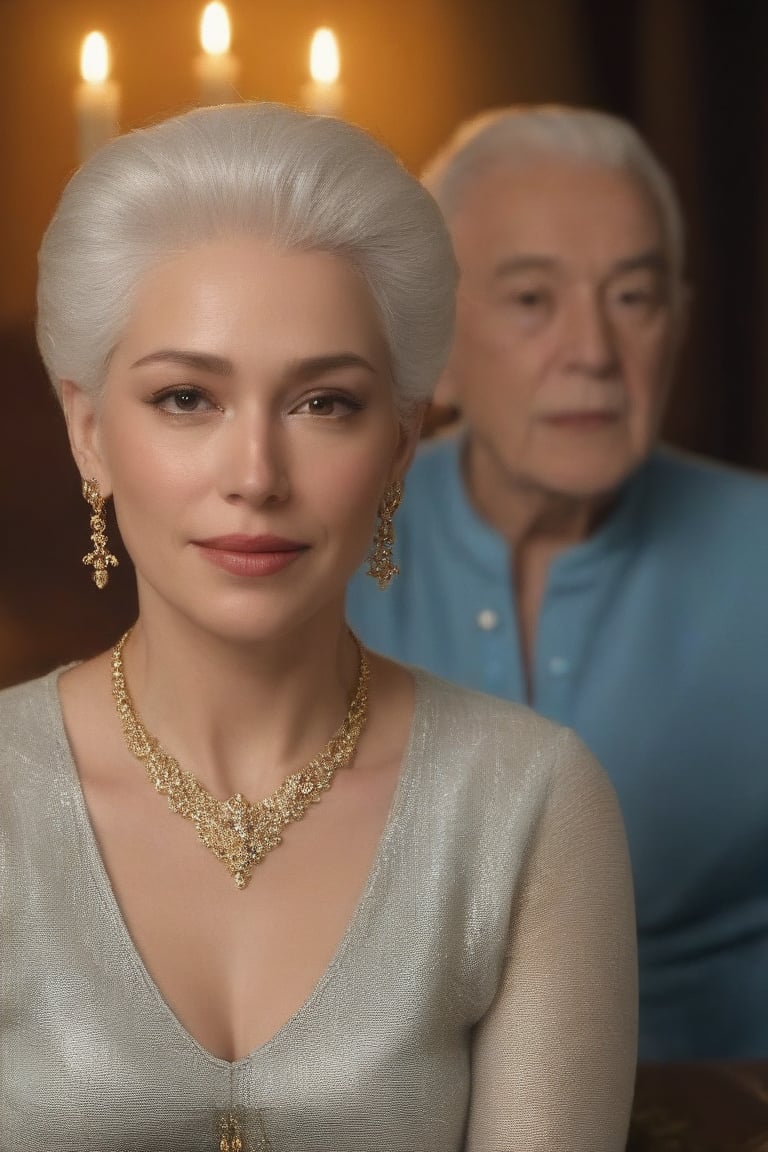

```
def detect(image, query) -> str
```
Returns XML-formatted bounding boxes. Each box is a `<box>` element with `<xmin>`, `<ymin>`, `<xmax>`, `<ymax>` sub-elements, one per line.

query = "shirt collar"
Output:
<box><xmin>435</xmin><ymin>430</ymin><xmax>651</xmax><ymax>580</ymax></box>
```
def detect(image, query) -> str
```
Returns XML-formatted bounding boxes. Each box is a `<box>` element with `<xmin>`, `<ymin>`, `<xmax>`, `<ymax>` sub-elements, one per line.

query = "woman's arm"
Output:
<box><xmin>466</xmin><ymin>730</ymin><xmax>637</xmax><ymax>1152</ymax></box>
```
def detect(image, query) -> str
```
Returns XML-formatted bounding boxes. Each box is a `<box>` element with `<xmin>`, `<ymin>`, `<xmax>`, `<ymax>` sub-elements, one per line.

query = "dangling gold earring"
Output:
<box><xmin>367</xmin><ymin>480</ymin><xmax>402</xmax><ymax>589</ymax></box>
<box><xmin>81</xmin><ymin>477</ymin><xmax>119</xmax><ymax>590</ymax></box>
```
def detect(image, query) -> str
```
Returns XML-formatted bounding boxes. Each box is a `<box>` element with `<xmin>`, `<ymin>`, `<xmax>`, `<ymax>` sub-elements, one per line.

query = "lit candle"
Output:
<box><xmin>301</xmin><ymin>28</ymin><xmax>343</xmax><ymax>116</ymax></box>
<box><xmin>75</xmin><ymin>32</ymin><xmax>120</xmax><ymax>162</ymax></box>
<box><xmin>195</xmin><ymin>2</ymin><xmax>240</xmax><ymax>106</ymax></box>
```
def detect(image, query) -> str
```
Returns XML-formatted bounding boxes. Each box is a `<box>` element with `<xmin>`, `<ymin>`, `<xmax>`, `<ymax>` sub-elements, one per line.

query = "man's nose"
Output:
<box><xmin>563</xmin><ymin>287</ymin><xmax>620</xmax><ymax>377</ymax></box>
<box><xmin>220</xmin><ymin>412</ymin><xmax>290</xmax><ymax>505</ymax></box>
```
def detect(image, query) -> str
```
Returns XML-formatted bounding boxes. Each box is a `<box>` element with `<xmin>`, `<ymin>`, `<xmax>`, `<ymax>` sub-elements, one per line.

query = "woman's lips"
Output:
<box><xmin>194</xmin><ymin>535</ymin><xmax>309</xmax><ymax>577</ymax></box>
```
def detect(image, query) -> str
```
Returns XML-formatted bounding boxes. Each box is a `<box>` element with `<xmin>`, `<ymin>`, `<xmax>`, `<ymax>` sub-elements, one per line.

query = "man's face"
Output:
<box><xmin>443</xmin><ymin>158</ymin><xmax>685</xmax><ymax>501</ymax></box>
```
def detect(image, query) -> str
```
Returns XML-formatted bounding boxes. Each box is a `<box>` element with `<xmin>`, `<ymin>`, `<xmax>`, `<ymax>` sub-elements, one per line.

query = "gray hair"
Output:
<box><xmin>37</xmin><ymin>102</ymin><xmax>457</xmax><ymax>414</ymax></box>
<box><xmin>422</xmin><ymin>105</ymin><xmax>685</xmax><ymax>280</ymax></box>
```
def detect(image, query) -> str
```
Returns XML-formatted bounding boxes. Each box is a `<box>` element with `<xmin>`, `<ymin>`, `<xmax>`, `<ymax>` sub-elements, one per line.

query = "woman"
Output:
<box><xmin>0</xmin><ymin>103</ymin><xmax>636</xmax><ymax>1150</ymax></box>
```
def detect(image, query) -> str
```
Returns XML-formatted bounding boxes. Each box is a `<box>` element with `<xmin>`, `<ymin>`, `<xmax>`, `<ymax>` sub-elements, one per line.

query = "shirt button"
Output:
<box><xmin>476</xmin><ymin>609</ymin><xmax>500</xmax><ymax>631</ymax></box>
<box><xmin>548</xmin><ymin>656</ymin><xmax>570</xmax><ymax>676</ymax></box>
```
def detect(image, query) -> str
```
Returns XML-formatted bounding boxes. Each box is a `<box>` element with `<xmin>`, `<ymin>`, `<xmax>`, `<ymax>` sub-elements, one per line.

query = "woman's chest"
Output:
<box><xmin>2</xmin><ymin>783</ymin><xmax>477</xmax><ymax>1152</ymax></box>
<box><xmin>78</xmin><ymin>753</ymin><xmax>401</xmax><ymax>1061</ymax></box>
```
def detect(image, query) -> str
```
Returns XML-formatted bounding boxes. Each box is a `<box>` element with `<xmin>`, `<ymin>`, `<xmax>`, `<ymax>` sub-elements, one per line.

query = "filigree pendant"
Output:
<box><xmin>219</xmin><ymin>1112</ymin><xmax>243</xmax><ymax>1152</ymax></box>
<box><xmin>218</xmin><ymin>1110</ymin><xmax>273</xmax><ymax>1151</ymax></box>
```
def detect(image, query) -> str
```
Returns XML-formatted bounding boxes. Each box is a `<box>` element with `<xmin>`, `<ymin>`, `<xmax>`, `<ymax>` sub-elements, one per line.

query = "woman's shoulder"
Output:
<box><xmin>399</xmin><ymin>666</ymin><xmax>619</xmax><ymax>883</ymax></box>
<box><xmin>414</xmin><ymin>665</ymin><xmax>572</xmax><ymax>741</ymax></box>
<box><xmin>0</xmin><ymin>669</ymin><xmax>65</xmax><ymax>773</ymax></box>
<box><xmin>411</xmin><ymin>665</ymin><xmax>602</xmax><ymax>797</ymax></box>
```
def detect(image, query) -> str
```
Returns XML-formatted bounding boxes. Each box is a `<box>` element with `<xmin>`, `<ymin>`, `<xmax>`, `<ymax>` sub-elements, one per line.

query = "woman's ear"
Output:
<box><xmin>390</xmin><ymin>402</ymin><xmax>427</xmax><ymax>482</ymax></box>
<box><xmin>60</xmin><ymin>380</ymin><xmax>111</xmax><ymax>494</ymax></box>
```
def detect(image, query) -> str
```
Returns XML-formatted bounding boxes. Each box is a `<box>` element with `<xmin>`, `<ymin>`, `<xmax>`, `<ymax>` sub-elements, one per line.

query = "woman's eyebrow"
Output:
<box><xmin>130</xmin><ymin>349</ymin><xmax>378</xmax><ymax>379</ymax></box>
<box><xmin>286</xmin><ymin>353</ymin><xmax>378</xmax><ymax>382</ymax></box>
<box><xmin>130</xmin><ymin>350</ymin><xmax>234</xmax><ymax>374</ymax></box>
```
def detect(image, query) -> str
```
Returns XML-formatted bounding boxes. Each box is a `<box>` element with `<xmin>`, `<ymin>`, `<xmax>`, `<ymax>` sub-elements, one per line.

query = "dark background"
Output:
<box><xmin>1</xmin><ymin>0</ymin><xmax>767</xmax><ymax>685</ymax></box>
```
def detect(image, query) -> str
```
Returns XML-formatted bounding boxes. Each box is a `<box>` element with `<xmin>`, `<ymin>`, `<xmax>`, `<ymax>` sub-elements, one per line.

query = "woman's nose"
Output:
<box><xmin>219</xmin><ymin>412</ymin><xmax>290</xmax><ymax>505</ymax></box>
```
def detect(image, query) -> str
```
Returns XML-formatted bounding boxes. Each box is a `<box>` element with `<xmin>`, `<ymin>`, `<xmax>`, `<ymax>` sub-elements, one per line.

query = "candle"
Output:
<box><xmin>75</xmin><ymin>32</ymin><xmax>120</xmax><ymax>162</ymax></box>
<box><xmin>195</xmin><ymin>2</ymin><xmax>240</xmax><ymax>106</ymax></box>
<box><xmin>301</xmin><ymin>28</ymin><xmax>343</xmax><ymax>116</ymax></box>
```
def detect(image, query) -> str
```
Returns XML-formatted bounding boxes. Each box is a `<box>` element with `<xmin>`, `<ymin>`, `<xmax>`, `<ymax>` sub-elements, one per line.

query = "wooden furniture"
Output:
<box><xmin>629</xmin><ymin>1063</ymin><xmax>768</xmax><ymax>1151</ymax></box>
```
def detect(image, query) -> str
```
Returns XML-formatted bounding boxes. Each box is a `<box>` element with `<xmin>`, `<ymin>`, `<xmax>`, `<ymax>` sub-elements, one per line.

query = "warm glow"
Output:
<box><xmin>80</xmin><ymin>31</ymin><xmax>110</xmax><ymax>84</ymax></box>
<box><xmin>201</xmin><ymin>2</ymin><xmax>231</xmax><ymax>55</ymax></box>
<box><xmin>309</xmin><ymin>28</ymin><xmax>340</xmax><ymax>84</ymax></box>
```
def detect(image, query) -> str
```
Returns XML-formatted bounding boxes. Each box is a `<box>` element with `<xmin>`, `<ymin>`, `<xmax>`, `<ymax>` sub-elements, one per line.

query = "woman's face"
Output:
<box><xmin>64</xmin><ymin>237</ymin><xmax>417</xmax><ymax>643</ymax></box>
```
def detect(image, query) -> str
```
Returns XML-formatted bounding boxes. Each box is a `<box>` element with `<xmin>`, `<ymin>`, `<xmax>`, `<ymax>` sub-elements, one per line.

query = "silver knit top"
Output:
<box><xmin>0</xmin><ymin>667</ymin><xmax>636</xmax><ymax>1151</ymax></box>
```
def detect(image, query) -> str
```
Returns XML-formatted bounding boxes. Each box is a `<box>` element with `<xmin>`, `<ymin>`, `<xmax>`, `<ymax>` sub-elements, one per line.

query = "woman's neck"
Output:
<box><xmin>117</xmin><ymin>596</ymin><xmax>360</xmax><ymax>800</ymax></box>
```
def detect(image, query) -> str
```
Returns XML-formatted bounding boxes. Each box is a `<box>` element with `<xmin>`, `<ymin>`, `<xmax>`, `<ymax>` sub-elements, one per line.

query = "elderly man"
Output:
<box><xmin>347</xmin><ymin>106</ymin><xmax>768</xmax><ymax>1060</ymax></box>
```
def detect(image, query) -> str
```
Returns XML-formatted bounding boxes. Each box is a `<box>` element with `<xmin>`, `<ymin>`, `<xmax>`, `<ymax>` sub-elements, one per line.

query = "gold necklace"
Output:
<box><xmin>111</xmin><ymin>630</ymin><xmax>370</xmax><ymax>890</ymax></box>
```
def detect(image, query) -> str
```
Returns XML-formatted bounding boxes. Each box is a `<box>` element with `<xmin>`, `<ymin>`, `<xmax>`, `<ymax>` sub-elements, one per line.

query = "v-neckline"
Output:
<box><xmin>45</xmin><ymin>664</ymin><xmax>426</xmax><ymax>1069</ymax></box>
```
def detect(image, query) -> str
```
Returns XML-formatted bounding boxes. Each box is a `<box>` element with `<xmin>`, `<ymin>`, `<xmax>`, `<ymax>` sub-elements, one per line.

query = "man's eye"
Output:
<box><xmin>499</xmin><ymin>288</ymin><xmax>553</xmax><ymax>329</ymax></box>
<box><xmin>511</xmin><ymin>291</ymin><xmax>548</xmax><ymax>308</ymax></box>
<box><xmin>618</xmin><ymin>290</ymin><xmax>652</xmax><ymax>306</ymax></box>
<box><xmin>609</xmin><ymin>279</ymin><xmax>666</xmax><ymax>314</ymax></box>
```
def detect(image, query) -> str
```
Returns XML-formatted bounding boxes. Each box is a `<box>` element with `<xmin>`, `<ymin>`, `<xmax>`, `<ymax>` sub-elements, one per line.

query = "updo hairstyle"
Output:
<box><xmin>37</xmin><ymin>102</ymin><xmax>457</xmax><ymax>416</ymax></box>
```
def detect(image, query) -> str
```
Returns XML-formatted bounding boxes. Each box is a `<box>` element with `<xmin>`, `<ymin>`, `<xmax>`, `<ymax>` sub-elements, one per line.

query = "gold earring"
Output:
<box><xmin>81</xmin><ymin>477</ymin><xmax>119</xmax><ymax>590</ymax></box>
<box><xmin>367</xmin><ymin>480</ymin><xmax>402</xmax><ymax>589</ymax></box>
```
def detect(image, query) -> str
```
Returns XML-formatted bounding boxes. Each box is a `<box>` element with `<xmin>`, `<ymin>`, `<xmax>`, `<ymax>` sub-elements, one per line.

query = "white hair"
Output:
<box><xmin>422</xmin><ymin>105</ymin><xmax>685</xmax><ymax>280</ymax></box>
<box><xmin>37</xmin><ymin>102</ymin><xmax>457</xmax><ymax>414</ymax></box>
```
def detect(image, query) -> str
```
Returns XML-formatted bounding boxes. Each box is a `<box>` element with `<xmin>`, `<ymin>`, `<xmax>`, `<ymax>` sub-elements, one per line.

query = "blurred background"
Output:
<box><xmin>1</xmin><ymin>0</ymin><xmax>767</xmax><ymax>685</ymax></box>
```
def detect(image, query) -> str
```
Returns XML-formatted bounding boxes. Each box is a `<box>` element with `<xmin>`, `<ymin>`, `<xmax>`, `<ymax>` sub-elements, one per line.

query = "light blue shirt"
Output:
<box><xmin>347</xmin><ymin>434</ymin><xmax>768</xmax><ymax>1060</ymax></box>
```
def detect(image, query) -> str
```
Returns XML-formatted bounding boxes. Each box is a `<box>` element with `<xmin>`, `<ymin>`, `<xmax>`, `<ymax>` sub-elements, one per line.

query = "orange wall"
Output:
<box><xmin>0</xmin><ymin>0</ymin><xmax>590</xmax><ymax>325</ymax></box>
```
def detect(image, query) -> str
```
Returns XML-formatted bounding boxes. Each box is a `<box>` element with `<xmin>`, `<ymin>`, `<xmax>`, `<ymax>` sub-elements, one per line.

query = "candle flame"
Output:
<box><xmin>80</xmin><ymin>31</ymin><xmax>110</xmax><ymax>84</ymax></box>
<box><xmin>310</xmin><ymin>28</ymin><xmax>340</xmax><ymax>84</ymax></box>
<box><xmin>201</xmin><ymin>2</ymin><xmax>231</xmax><ymax>55</ymax></box>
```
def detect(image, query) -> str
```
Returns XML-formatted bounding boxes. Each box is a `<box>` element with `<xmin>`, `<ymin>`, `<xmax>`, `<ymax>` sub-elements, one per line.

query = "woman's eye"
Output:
<box><xmin>294</xmin><ymin>393</ymin><xmax>363</xmax><ymax>418</ymax></box>
<box><xmin>151</xmin><ymin>387</ymin><xmax>214</xmax><ymax>414</ymax></box>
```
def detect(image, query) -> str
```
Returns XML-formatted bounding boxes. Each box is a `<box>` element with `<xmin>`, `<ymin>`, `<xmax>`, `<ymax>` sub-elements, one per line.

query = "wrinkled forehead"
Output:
<box><xmin>448</xmin><ymin>156</ymin><xmax>670</xmax><ymax>275</ymax></box>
